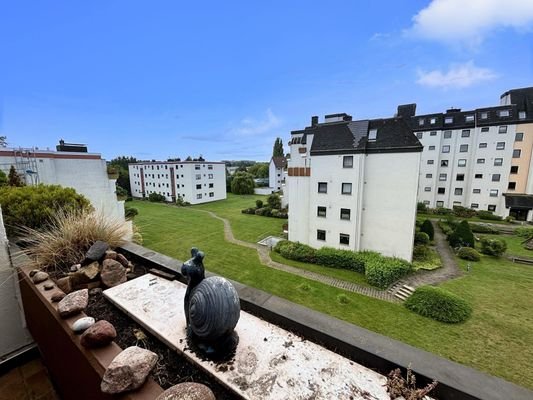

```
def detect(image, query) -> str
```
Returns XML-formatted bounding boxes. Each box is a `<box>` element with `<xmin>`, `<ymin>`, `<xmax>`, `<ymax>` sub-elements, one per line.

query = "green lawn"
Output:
<box><xmin>479</xmin><ymin>234</ymin><xmax>533</xmax><ymax>258</ymax></box>
<box><xmin>193</xmin><ymin>193</ymin><xmax>285</xmax><ymax>243</ymax></box>
<box><xmin>132</xmin><ymin>199</ymin><xmax>533</xmax><ymax>389</ymax></box>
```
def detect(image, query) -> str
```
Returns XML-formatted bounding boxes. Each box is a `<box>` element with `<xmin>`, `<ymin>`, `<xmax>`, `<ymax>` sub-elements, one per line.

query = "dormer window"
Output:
<box><xmin>499</xmin><ymin>109</ymin><xmax>510</xmax><ymax>117</ymax></box>
<box><xmin>368</xmin><ymin>129</ymin><xmax>377</xmax><ymax>141</ymax></box>
<box><xmin>480</xmin><ymin>112</ymin><xmax>488</xmax><ymax>120</ymax></box>
<box><xmin>465</xmin><ymin>115</ymin><xmax>474</xmax><ymax>122</ymax></box>
<box><xmin>418</xmin><ymin>118</ymin><xmax>424</xmax><ymax>126</ymax></box>
<box><xmin>444</xmin><ymin>116</ymin><xmax>453</xmax><ymax>124</ymax></box>
<box><xmin>519</xmin><ymin>111</ymin><xmax>526</xmax><ymax>119</ymax></box>
<box><xmin>430</xmin><ymin>117</ymin><xmax>437</xmax><ymax>125</ymax></box>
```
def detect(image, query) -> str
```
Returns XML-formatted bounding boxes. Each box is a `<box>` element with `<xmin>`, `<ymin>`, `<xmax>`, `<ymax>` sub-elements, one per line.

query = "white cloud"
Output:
<box><xmin>408</xmin><ymin>0</ymin><xmax>533</xmax><ymax>46</ymax></box>
<box><xmin>233</xmin><ymin>108</ymin><xmax>281</xmax><ymax>137</ymax></box>
<box><xmin>416</xmin><ymin>61</ymin><xmax>497</xmax><ymax>89</ymax></box>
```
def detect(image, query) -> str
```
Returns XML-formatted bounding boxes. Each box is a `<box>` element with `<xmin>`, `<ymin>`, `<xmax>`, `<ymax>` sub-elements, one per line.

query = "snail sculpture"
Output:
<box><xmin>181</xmin><ymin>248</ymin><xmax>240</xmax><ymax>343</ymax></box>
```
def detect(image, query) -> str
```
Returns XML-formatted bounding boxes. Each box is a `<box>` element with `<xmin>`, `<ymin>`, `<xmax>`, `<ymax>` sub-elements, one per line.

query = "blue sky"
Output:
<box><xmin>1</xmin><ymin>0</ymin><xmax>533</xmax><ymax>161</ymax></box>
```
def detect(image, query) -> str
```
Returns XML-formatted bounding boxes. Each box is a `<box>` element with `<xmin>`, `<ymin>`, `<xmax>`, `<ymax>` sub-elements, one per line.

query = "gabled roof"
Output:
<box><xmin>304</xmin><ymin>117</ymin><xmax>422</xmax><ymax>156</ymax></box>
<box><xmin>271</xmin><ymin>156</ymin><xmax>287</xmax><ymax>168</ymax></box>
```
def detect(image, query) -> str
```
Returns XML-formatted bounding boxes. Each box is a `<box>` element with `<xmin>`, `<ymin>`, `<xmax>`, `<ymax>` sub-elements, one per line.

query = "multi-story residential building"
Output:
<box><xmin>129</xmin><ymin>160</ymin><xmax>226</xmax><ymax>204</ymax></box>
<box><xmin>269</xmin><ymin>156</ymin><xmax>287</xmax><ymax>191</ymax></box>
<box><xmin>409</xmin><ymin>87</ymin><xmax>533</xmax><ymax>220</ymax></box>
<box><xmin>288</xmin><ymin>114</ymin><xmax>422</xmax><ymax>261</ymax></box>
<box><xmin>0</xmin><ymin>141</ymin><xmax>128</xmax><ymax>226</ymax></box>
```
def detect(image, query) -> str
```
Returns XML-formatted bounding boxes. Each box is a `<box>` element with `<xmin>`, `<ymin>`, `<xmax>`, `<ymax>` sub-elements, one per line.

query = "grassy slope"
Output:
<box><xmin>132</xmin><ymin>199</ymin><xmax>533</xmax><ymax>388</ymax></box>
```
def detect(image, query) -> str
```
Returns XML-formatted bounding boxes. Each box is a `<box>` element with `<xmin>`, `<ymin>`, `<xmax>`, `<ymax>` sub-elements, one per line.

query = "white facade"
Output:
<box><xmin>288</xmin><ymin>120</ymin><xmax>421</xmax><ymax>261</ymax></box>
<box><xmin>0</xmin><ymin>149</ymin><xmax>127</xmax><ymax>226</ymax></box>
<box><xmin>129</xmin><ymin>161</ymin><xmax>227</xmax><ymax>204</ymax></box>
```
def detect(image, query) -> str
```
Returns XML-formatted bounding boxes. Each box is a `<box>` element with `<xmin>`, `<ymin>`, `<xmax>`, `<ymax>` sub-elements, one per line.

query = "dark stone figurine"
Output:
<box><xmin>181</xmin><ymin>248</ymin><xmax>240</xmax><ymax>354</ymax></box>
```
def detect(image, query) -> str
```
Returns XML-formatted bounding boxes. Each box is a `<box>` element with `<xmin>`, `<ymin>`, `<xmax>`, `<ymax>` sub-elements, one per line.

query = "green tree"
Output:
<box><xmin>448</xmin><ymin>220</ymin><xmax>475</xmax><ymax>248</ymax></box>
<box><xmin>0</xmin><ymin>170</ymin><xmax>7</xmax><ymax>186</ymax></box>
<box><xmin>420</xmin><ymin>219</ymin><xmax>434</xmax><ymax>240</ymax></box>
<box><xmin>273</xmin><ymin>137</ymin><xmax>284</xmax><ymax>157</ymax></box>
<box><xmin>8</xmin><ymin>165</ymin><xmax>24</xmax><ymax>187</ymax></box>
<box><xmin>248</xmin><ymin>162</ymin><xmax>269</xmax><ymax>178</ymax></box>
<box><xmin>109</xmin><ymin>156</ymin><xmax>138</xmax><ymax>195</ymax></box>
<box><xmin>0</xmin><ymin>136</ymin><xmax>7</xmax><ymax>147</ymax></box>
<box><xmin>230</xmin><ymin>172</ymin><xmax>255</xmax><ymax>195</ymax></box>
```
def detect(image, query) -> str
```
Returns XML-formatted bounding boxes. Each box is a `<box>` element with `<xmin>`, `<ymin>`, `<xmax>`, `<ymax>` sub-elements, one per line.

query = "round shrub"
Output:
<box><xmin>479</xmin><ymin>237</ymin><xmax>507</xmax><ymax>257</ymax></box>
<box><xmin>404</xmin><ymin>286</ymin><xmax>472</xmax><ymax>323</ymax></box>
<box><xmin>420</xmin><ymin>219</ymin><xmax>434</xmax><ymax>240</ymax></box>
<box><xmin>414</xmin><ymin>231</ymin><xmax>430</xmax><ymax>245</ymax></box>
<box><xmin>337</xmin><ymin>294</ymin><xmax>350</xmax><ymax>304</ymax></box>
<box><xmin>124</xmin><ymin>206</ymin><xmax>138</xmax><ymax>219</ymax></box>
<box><xmin>0</xmin><ymin>184</ymin><xmax>91</xmax><ymax>236</ymax></box>
<box><xmin>255</xmin><ymin>199</ymin><xmax>263</xmax><ymax>209</ymax></box>
<box><xmin>457</xmin><ymin>247</ymin><xmax>481</xmax><ymax>261</ymax></box>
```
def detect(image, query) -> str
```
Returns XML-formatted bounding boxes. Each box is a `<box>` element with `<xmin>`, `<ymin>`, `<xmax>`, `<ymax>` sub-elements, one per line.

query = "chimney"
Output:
<box><xmin>397</xmin><ymin>104</ymin><xmax>417</xmax><ymax>118</ymax></box>
<box><xmin>311</xmin><ymin>116</ymin><xmax>319</xmax><ymax>127</ymax></box>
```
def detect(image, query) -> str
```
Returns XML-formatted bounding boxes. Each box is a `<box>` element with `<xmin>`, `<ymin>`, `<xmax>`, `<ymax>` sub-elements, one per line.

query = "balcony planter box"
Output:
<box><xmin>17</xmin><ymin>260</ymin><xmax>164</xmax><ymax>400</ymax></box>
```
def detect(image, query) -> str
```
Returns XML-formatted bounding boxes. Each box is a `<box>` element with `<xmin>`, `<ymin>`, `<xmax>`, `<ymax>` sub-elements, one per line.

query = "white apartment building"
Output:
<box><xmin>407</xmin><ymin>87</ymin><xmax>533</xmax><ymax>220</ymax></box>
<box><xmin>288</xmin><ymin>114</ymin><xmax>422</xmax><ymax>261</ymax></box>
<box><xmin>0</xmin><ymin>142</ymin><xmax>127</xmax><ymax>225</ymax></box>
<box><xmin>269</xmin><ymin>156</ymin><xmax>287</xmax><ymax>191</ymax></box>
<box><xmin>129</xmin><ymin>161</ymin><xmax>227</xmax><ymax>204</ymax></box>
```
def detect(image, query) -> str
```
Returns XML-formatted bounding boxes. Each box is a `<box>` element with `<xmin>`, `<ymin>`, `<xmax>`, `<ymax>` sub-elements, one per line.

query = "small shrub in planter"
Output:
<box><xmin>255</xmin><ymin>199</ymin><xmax>263</xmax><ymax>209</ymax></box>
<box><xmin>470</xmin><ymin>223</ymin><xmax>499</xmax><ymax>234</ymax></box>
<box><xmin>404</xmin><ymin>286</ymin><xmax>472</xmax><ymax>323</ymax></box>
<box><xmin>414</xmin><ymin>232</ymin><xmax>430</xmax><ymax>245</ymax></box>
<box><xmin>476</xmin><ymin>210</ymin><xmax>502</xmax><ymax>221</ymax></box>
<box><xmin>315</xmin><ymin>247</ymin><xmax>365</xmax><ymax>273</ymax></box>
<box><xmin>457</xmin><ymin>247</ymin><xmax>481</xmax><ymax>261</ymax></box>
<box><xmin>420</xmin><ymin>219</ymin><xmax>434</xmax><ymax>241</ymax></box>
<box><xmin>448</xmin><ymin>220</ymin><xmax>475</xmax><ymax>248</ymax></box>
<box><xmin>363</xmin><ymin>253</ymin><xmax>412</xmax><ymax>289</ymax></box>
<box><xmin>148</xmin><ymin>193</ymin><xmax>166</xmax><ymax>202</ymax></box>
<box><xmin>479</xmin><ymin>237</ymin><xmax>507</xmax><ymax>257</ymax></box>
<box><xmin>413</xmin><ymin>245</ymin><xmax>431</xmax><ymax>262</ymax></box>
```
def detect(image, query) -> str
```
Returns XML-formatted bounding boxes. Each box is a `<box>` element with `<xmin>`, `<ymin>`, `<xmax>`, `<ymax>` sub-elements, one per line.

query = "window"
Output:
<box><xmin>436</xmin><ymin>201</ymin><xmax>444</xmax><ymax>207</ymax></box>
<box><xmin>195</xmin><ymin>165</ymin><xmax>201</xmax><ymax>170</ymax></box>
<box><xmin>496</xmin><ymin>142</ymin><xmax>505</xmax><ymax>150</ymax></box>
<box><xmin>480</xmin><ymin>112</ymin><xmax>488</xmax><ymax>120</ymax></box>
<box><xmin>473</xmin><ymin>189</ymin><xmax>481</xmax><ymax>194</ymax></box>
<box><xmin>423</xmin><ymin>200</ymin><xmax>430</xmax><ymax>206</ymax></box>
<box><xmin>465</xmin><ymin>115</ymin><xmax>474</xmax><ymax>122</ymax></box>
<box><xmin>454</xmin><ymin>188</ymin><xmax>463</xmax><ymax>195</ymax></box>
<box><xmin>425</xmin><ymin>173</ymin><xmax>432</xmax><ymax>178</ymax></box>
<box><xmin>317</xmin><ymin>206</ymin><xmax>327</xmax><ymax>217</ymax></box>
<box><xmin>499</xmin><ymin>110</ymin><xmax>510</xmax><ymax>117</ymax></box>
<box><xmin>453</xmin><ymin>201</ymin><xmax>462</xmax><ymax>207</ymax></box>
<box><xmin>516</xmin><ymin>132</ymin><xmax>524</xmax><ymax>141</ymax></box>
<box><xmin>424</xmin><ymin>187</ymin><xmax>431</xmax><ymax>192</ymax></box>
<box><xmin>428</xmin><ymin>145</ymin><xmax>435</xmax><ymax>150</ymax></box>
<box><xmin>340</xmin><ymin>208</ymin><xmax>351</xmax><ymax>220</ymax></box>
<box><xmin>427</xmin><ymin>160</ymin><xmax>434</xmax><ymax>165</ymax></box>
<box><xmin>208</xmin><ymin>192</ymin><xmax>214</xmax><ymax>197</ymax></box>
<box><xmin>513</xmin><ymin>149</ymin><xmax>522</xmax><ymax>158</ymax></box>
<box><xmin>343</xmin><ymin>156</ymin><xmax>353</xmax><ymax>168</ymax></box>
<box><xmin>471</xmin><ymin>203</ymin><xmax>479</xmax><ymax>209</ymax></box>
<box><xmin>489</xmin><ymin>189</ymin><xmax>498</xmax><ymax>197</ymax></box>
<box><xmin>441</xmin><ymin>160</ymin><xmax>448</xmax><ymax>167</ymax></box>
<box><xmin>341</xmin><ymin>183</ymin><xmax>352</xmax><ymax>195</ymax></box>
<box><xmin>510</xmin><ymin>166</ymin><xmax>519</xmax><ymax>174</ymax></box>
<box><xmin>430</xmin><ymin>117</ymin><xmax>437</xmax><ymax>125</ymax></box>
<box><xmin>208</xmin><ymin>165</ymin><xmax>213</xmax><ymax>170</ymax></box>
<box><xmin>475</xmin><ymin>174</ymin><xmax>483</xmax><ymax>179</ymax></box>
<box><xmin>459</xmin><ymin>144</ymin><xmax>468</xmax><ymax>152</ymax></box>
<box><xmin>430</xmin><ymin>131</ymin><xmax>437</xmax><ymax>136</ymax></box>
<box><xmin>494</xmin><ymin>158</ymin><xmax>503</xmax><ymax>166</ymax></box>
<box><xmin>368</xmin><ymin>129</ymin><xmax>377</xmax><ymax>141</ymax></box>
<box><xmin>477</xmin><ymin>158</ymin><xmax>485</xmax><ymax>164</ymax></box>
<box><xmin>508</xmin><ymin>182</ymin><xmax>516</xmax><ymax>190</ymax></box>
<box><xmin>442</xmin><ymin>145</ymin><xmax>450</xmax><ymax>153</ymax></box>
<box><xmin>492</xmin><ymin>174</ymin><xmax>501</xmax><ymax>182</ymax></box>
<box><xmin>208</xmin><ymin>174</ymin><xmax>214</xmax><ymax>179</ymax></box>
<box><xmin>444</xmin><ymin>116</ymin><xmax>453</xmax><ymax>124</ymax></box>
<box><xmin>458</xmin><ymin>159</ymin><xmax>466</xmax><ymax>167</ymax></box>
<box><xmin>443</xmin><ymin>130</ymin><xmax>452</xmax><ymax>139</ymax></box>
<box><xmin>317</xmin><ymin>230</ymin><xmax>326</xmax><ymax>241</ymax></box>
<box><xmin>416</xmin><ymin>132</ymin><xmax>423</xmax><ymax>139</ymax></box>
<box><xmin>461</xmin><ymin>129</ymin><xmax>470</xmax><ymax>137</ymax></box>
<box><xmin>196</xmin><ymin>174</ymin><xmax>201</xmax><ymax>180</ymax></box>
<box><xmin>456</xmin><ymin>174</ymin><xmax>465</xmax><ymax>181</ymax></box>
<box><xmin>418</xmin><ymin>119</ymin><xmax>424</xmax><ymax>126</ymax></box>
<box><xmin>339</xmin><ymin>234</ymin><xmax>350</xmax><ymax>245</ymax></box>
<box><xmin>438</xmin><ymin>187</ymin><xmax>445</xmax><ymax>194</ymax></box>
<box><xmin>481</xmin><ymin>127</ymin><xmax>489</xmax><ymax>132</ymax></box>
<box><xmin>196</xmin><ymin>184</ymin><xmax>201</xmax><ymax>189</ymax></box>
<box><xmin>196</xmin><ymin>194</ymin><xmax>202</xmax><ymax>199</ymax></box>
<box><xmin>519</xmin><ymin>111</ymin><xmax>527</xmax><ymax>119</ymax></box>
<box><xmin>318</xmin><ymin>182</ymin><xmax>327</xmax><ymax>193</ymax></box>
<box><xmin>209</xmin><ymin>183</ymin><xmax>214</xmax><ymax>188</ymax></box>
<box><xmin>498</xmin><ymin>126</ymin><xmax>508</xmax><ymax>134</ymax></box>
<box><xmin>439</xmin><ymin>173</ymin><xmax>447</xmax><ymax>181</ymax></box>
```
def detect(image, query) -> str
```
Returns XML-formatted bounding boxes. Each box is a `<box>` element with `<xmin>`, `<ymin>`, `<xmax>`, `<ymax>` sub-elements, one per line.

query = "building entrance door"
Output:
<box><xmin>509</xmin><ymin>208</ymin><xmax>529</xmax><ymax>221</ymax></box>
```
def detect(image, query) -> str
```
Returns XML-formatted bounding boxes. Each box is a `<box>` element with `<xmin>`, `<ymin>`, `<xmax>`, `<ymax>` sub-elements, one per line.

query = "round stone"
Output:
<box><xmin>156</xmin><ymin>382</ymin><xmax>216</xmax><ymax>400</ymax></box>
<box><xmin>80</xmin><ymin>320</ymin><xmax>116</xmax><ymax>347</ymax></box>
<box><xmin>29</xmin><ymin>269</ymin><xmax>40</xmax><ymax>277</ymax></box>
<box><xmin>50</xmin><ymin>291</ymin><xmax>66</xmax><ymax>302</ymax></box>
<box><xmin>32</xmin><ymin>271</ymin><xmax>49</xmax><ymax>284</ymax></box>
<box><xmin>43</xmin><ymin>282</ymin><xmax>54</xmax><ymax>291</ymax></box>
<box><xmin>72</xmin><ymin>317</ymin><xmax>96</xmax><ymax>333</ymax></box>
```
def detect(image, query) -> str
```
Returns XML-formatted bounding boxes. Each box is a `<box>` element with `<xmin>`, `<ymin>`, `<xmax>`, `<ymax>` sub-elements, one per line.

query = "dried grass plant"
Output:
<box><xmin>20</xmin><ymin>209</ymin><xmax>129</xmax><ymax>272</ymax></box>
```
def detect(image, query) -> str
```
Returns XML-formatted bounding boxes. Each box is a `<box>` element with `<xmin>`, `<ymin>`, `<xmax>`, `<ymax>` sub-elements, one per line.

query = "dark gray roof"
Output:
<box><xmin>303</xmin><ymin>117</ymin><xmax>422</xmax><ymax>156</ymax></box>
<box><xmin>271</xmin><ymin>156</ymin><xmax>287</xmax><ymax>168</ymax></box>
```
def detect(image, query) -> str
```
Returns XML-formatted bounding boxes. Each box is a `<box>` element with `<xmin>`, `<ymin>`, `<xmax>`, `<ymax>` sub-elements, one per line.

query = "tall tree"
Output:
<box><xmin>8</xmin><ymin>165</ymin><xmax>24</xmax><ymax>187</ymax></box>
<box><xmin>109</xmin><ymin>156</ymin><xmax>137</xmax><ymax>195</ymax></box>
<box><xmin>230</xmin><ymin>172</ymin><xmax>255</xmax><ymax>195</ymax></box>
<box><xmin>0</xmin><ymin>136</ymin><xmax>7</xmax><ymax>147</ymax></box>
<box><xmin>273</xmin><ymin>137</ymin><xmax>284</xmax><ymax>157</ymax></box>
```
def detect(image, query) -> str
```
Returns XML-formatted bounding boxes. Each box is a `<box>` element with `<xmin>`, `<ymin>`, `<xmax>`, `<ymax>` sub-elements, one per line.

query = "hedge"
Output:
<box><xmin>274</xmin><ymin>240</ymin><xmax>316</xmax><ymax>263</ymax></box>
<box><xmin>476</xmin><ymin>210</ymin><xmax>503</xmax><ymax>221</ymax></box>
<box><xmin>362</xmin><ymin>252</ymin><xmax>412</xmax><ymax>289</ymax></box>
<box><xmin>470</xmin><ymin>223</ymin><xmax>499</xmax><ymax>234</ymax></box>
<box><xmin>315</xmin><ymin>247</ymin><xmax>365</xmax><ymax>273</ymax></box>
<box><xmin>404</xmin><ymin>286</ymin><xmax>472</xmax><ymax>323</ymax></box>
<box><xmin>515</xmin><ymin>227</ymin><xmax>533</xmax><ymax>238</ymax></box>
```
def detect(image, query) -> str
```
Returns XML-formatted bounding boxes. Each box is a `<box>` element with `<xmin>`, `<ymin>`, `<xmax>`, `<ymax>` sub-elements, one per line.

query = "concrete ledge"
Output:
<box><xmin>119</xmin><ymin>242</ymin><xmax>533</xmax><ymax>400</ymax></box>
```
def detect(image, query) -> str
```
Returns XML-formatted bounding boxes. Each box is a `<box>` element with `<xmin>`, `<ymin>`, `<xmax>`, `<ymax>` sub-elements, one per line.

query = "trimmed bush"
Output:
<box><xmin>148</xmin><ymin>192</ymin><xmax>166</xmax><ymax>202</ymax></box>
<box><xmin>255</xmin><ymin>199</ymin><xmax>263</xmax><ymax>208</ymax></box>
<box><xmin>476</xmin><ymin>210</ymin><xmax>503</xmax><ymax>221</ymax></box>
<box><xmin>364</xmin><ymin>254</ymin><xmax>412</xmax><ymax>289</ymax></box>
<box><xmin>315</xmin><ymin>247</ymin><xmax>365</xmax><ymax>273</ymax></box>
<box><xmin>438</xmin><ymin>221</ymin><xmax>453</xmax><ymax>236</ymax></box>
<box><xmin>412</xmin><ymin>245</ymin><xmax>431</xmax><ymax>262</ymax></box>
<box><xmin>448</xmin><ymin>220</ymin><xmax>475</xmax><ymax>248</ymax></box>
<box><xmin>434</xmin><ymin>207</ymin><xmax>453</xmax><ymax>215</ymax></box>
<box><xmin>452</xmin><ymin>205</ymin><xmax>477</xmax><ymax>218</ymax></box>
<box><xmin>274</xmin><ymin>240</ymin><xmax>316</xmax><ymax>263</ymax></box>
<box><xmin>515</xmin><ymin>227</ymin><xmax>533</xmax><ymax>238</ymax></box>
<box><xmin>457</xmin><ymin>247</ymin><xmax>481</xmax><ymax>261</ymax></box>
<box><xmin>414</xmin><ymin>232</ymin><xmax>430</xmax><ymax>245</ymax></box>
<box><xmin>479</xmin><ymin>237</ymin><xmax>507</xmax><ymax>257</ymax></box>
<box><xmin>470</xmin><ymin>223</ymin><xmax>499</xmax><ymax>234</ymax></box>
<box><xmin>267</xmin><ymin>193</ymin><xmax>282</xmax><ymax>210</ymax></box>
<box><xmin>0</xmin><ymin>184</ymin><xmax>91</xmax><ymax>236</ymax></box>
<box><xmin>404</xmin><ymin>286</ymin><xmax>472</xmax><ymax>323</ymax></box>
<box><xmin>420</xmin><ymin>219</ymin><xmax>434</xmax><ymax>240</ymax></box>
<box><xmin>241</xmin><ymin>207</ymin><xmax>255</xmax><ymax>214</ymax></box>
<box><xmin>417</xmin><ymin>202</ymin><xmax>428</xmax><ymax>212</ymax></box>
<box><xmin>124</xmin><ymin>206</ymin><xmax>138</xmax><ymax>219</ymax></box>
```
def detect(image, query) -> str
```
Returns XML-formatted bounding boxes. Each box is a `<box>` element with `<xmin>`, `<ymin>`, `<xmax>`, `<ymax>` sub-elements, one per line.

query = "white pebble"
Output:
<box><xmin>72</xmin><ymin>317</ymin><xmax>95</xmax><ymax>333</ymax></box>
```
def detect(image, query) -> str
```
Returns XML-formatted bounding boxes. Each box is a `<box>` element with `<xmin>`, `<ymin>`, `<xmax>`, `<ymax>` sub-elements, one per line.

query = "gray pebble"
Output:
<box><xmin>72</xmin><ymin>317</ymin><xmax>96</xmax><ymax>333</ymax></box>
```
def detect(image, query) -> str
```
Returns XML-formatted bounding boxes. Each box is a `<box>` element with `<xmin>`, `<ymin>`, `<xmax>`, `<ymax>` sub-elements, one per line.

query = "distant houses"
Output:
<box><xmin>269</xmin><ymin>156</ymin><xmax>287</xmax><ymax>191</ymax></box>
